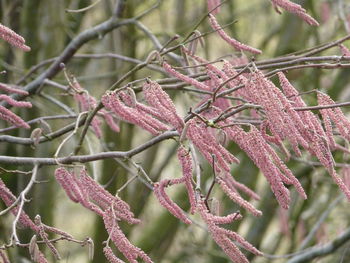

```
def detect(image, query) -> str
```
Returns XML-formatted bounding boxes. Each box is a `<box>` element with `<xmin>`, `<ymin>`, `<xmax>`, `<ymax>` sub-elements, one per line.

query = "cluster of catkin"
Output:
<box><xmin>54</xmin><ymin>167</ymin><xmax>153</xmax><ymax>263</ymax></box>
<box><xmin>71</xmin><ymin>78</ymin><xmax>120</xmax><ymax>137</ymax></box>
<box><xmin>1</xmin><ymin>1</ymin><xmax>342</xmax><ymax>263</ymax></box>
<box><xmin>0</xmin><ymin>24</ymin><xmax>32</xmax><ymax>129</ymax></box>
<box><xmin>0</xmin><ymin>83</ymin><xmax>32</xmax><ymax>129</ymax></box>
<box><xmin>0</xmin><ymin>23</ymin><xmax>30</xmax><ymax>51</ymax></box>
<box><xmin>96</xmin><ymin>43</ymin><xmax>350</xmax><ymax>262</ymax></box>
<box><xmin>101</xmin><ymin>79</ymin><xmax>265</xmax><ymax>262</ymax></box>
<box><xmin>0</xmin><ymin>179</ymin><xmax>74</xmax><ymax>263</ymax></box>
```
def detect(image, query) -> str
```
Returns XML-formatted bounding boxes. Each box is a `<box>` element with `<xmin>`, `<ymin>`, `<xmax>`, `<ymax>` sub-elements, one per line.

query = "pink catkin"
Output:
<box><xmin>317</xmin><ymin>92</ymin><xmax>350</xmax><ymax>142</ymax></box>
<box><xmin>181</xmin><ymin>48</ymin><xmax>233</xmax><ymax>110</ymax></box>
<box><xmin>102</xmin><ymin>91</ymin><xmax>169</xmax><ymax>135</ymax></box>
<box><xmin>230</xmin><ymin>55</ymin><xmax>249</xmax><ymax>66</ymax></box>
<box><xmin>152</xmin><ymin>146</ymin><xmax>196</xmax><ymax>220</ymax></box>
<box><xmin>265</xmin><ymin>141</ymin><xmax>306</xmax><ymax>199</ymax></box>
<box><xmin>74</xmin><ymin>92</ymin><xmax>103</xmax><ymax>138</ymax></box>
<box><xmin>221</xmin><ymin>173</ymin><xmax>260</xmax><ymax>201</ymax></box>
<box><xmin>182</xmin><ymin>47</ymin><xmax>243</xmax><ymax>108</ymax></box>
<box><xmin>54</xmin><ymin>167</ymin><xmax>81</xmax><ymax>203</ymax></box>
<box><xmin>54</xmin><ymin>168</ymin><xmax>104</xmax><ymax>216</ymax></box>
<box><xmin>0</xmin><ymin>179</ymin><xmax>38</xmax><ymax>231</ymax></box>
<box><xmin>0</xmin><ymin>83</ymin><xmax>31</xmax><ymax>128</ymax></box>
<box><xmin>101</xmin><ymin>111</ymin><xmax>120</xmax><ymax>133</ymax></box>
<box><xmin>252</xmin><ymin>70</ymin><xmax>308</xmax><ymax>155</ymax></box>
<box><xmin>103</xmin><ymin>246</ymin><xmax>126</xmax><ymax>263</ymax></box>
<box><xmin>238</xmin><ymin>71</ymin><xmax>307</xmax><ymax>155</ymax></box>
<box><xmin>185</xmin><ymin>118</ymin><xmax>239</xmax><ymax>174</ymax></box>
<box><xmin>316</xmin><ymin>95</ymin><xmax>336</xmax><ymax>148</ymax></box>
<box><xmin>207</xmin><ymin>0</ymin><xmax>221</xmax><ymax>15</ymax></box>
<box><xmin>34</xmin><ymin>249</ymin><xmax>49</xmax><ymax>263</ymax></box>
<box><xmin>339</xmin><ymin>44</ymin><xmax>350</xmax><ymax>56</ymax></box>
<box><xmin>0</xmin><ymin>83</ymin><xmax>29</xmax><ymax>95</ymax></box>
<box><xmin>0</xmin><ymin>179</ymin><xmax>73</xmax><ymax>262</ymax></box>
<box><xmin>207</xmin><ymin>212</ymin><xmax>243</xmax><ymax>225</ymax></box>
<box><xmin>278</xmin><ymin>72</ymin><xmax>329</xmax><ymax>151</ymax></box>
<box><xmin>73</xmin><ymin>80</ymin><xmax>120</xmax><ymax>137</ymax></box>
<box><xmin>278</xmin><ymin>72</ymin><xmax>319</xmax><ymax>138</ymax></box>
<box><xmin>270</xmin><ymin>0</ymin><xmax>319</xmax><ymax>26</ymax></box>
<box><xmin>177</xmin><ymin>146</ymin><xmax>197</xmax><ymax>213</ymax></box>
<box><xmin>182</xmin><ymin>46</ymin><xmax>223</xmax><ymax>77</ymax></box>
<box><xmin>103</xmin><ymin>208</ymin><xmax>153</xmax><ymax>263</ymax></box>
<box><xmin>288</xmin><ymin>91</ymin><xmax>350</xmax><ymax>201</ymax></box>
<box><xmin>0</xmin><ymin>105</ymin><xmax>30</xmax><ymax>129</ymax></box>
<box><xmin>222</xmin><ymin>61</ymin><xmax>251</xmax><ymax>99</ymax></box>
<box><xmin>205</xmin><ymin>69</ymin><xmax>232</xmax><ymax>110</ymax></box>
<box><xmin>163</xmin><ymin>61</ymin><xmax>209</xmax><ymax>90</ymax></box>
<box><xmin>153</xmin><ymin>180</ymin><xmax>192</xmax><ymax>224</ymax></box>
<box><xmin>208</xmin><ymin>14</ymin><xmax>262</xmax><ymax>54</ymax></box>
<box><xmin>55</xmin><ymin>167</ymin><xmax>151</xmax><ymax>262</ymax></box>
<box><xmin>0</xmin><ymin>94</ymin><xmax>32</xmax><ymax>108</ymax></box>
<box><xmin>35</xmin><ymin>219</ymin><xmax>61</xmax><ymax>260</ymax></box>
<box><xmin>224</xmin><ymin>125</ymin><xmax>304</xmax><ymax>208</ymax></box>
<box><xmin>143</xmin><ymin>80</ymin><xmax>184</xmax><ymax>132</ymax></box>
<box><xmin>0</xmin><ymin>23</ymin><xmax>31</xmax><ymax>51</ymax></box>
<box><xmin>232</xmin><ymin>69</ymin><xmax>307</xmax><ymax>156</ymax></box>
<box><xmin>197</xmin><ymin>199</ymin><xmax>262</xmax><ymax>263</ymax></box>
<box><xmin>79</xmin><ymin>170</ymin><xmax>140</xmax><ymax>224</ymax></box>
<box><xmin>42</xmin><ymin>224</ymin><xmax>73</xmax><ymax>239</ymax></box>
<box><xmin>329</xmin><ymin>168</ymin><xmax>350</xmax><ymax>201</ymax></box>
<box><xmin>218</xmin><ymin>178</ymin><xmax>262</xmax><ymax>217</ymax></box>
<box><xmin>0</xmin><ymin>250</ymin><xmax>10</xmax><ymax>263</ymax></box>
<box><xmin>222</xmin><ymin>228</ymin><xmax>262</xmax><ymax>256</ymax></box>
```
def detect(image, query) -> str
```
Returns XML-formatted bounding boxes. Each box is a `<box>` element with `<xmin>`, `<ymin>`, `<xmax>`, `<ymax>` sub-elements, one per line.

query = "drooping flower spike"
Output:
<box><xmin>143</xmin><ymin>80</ymin><xmax>184</xmax><ymax>133</ymax></box>
<box><xmin>185</xmin><ymin>118</ymin><xmax>239</xmax><ymax>174</ymax></box>
<box><xmin>197</xmin><ymin>198</ymin><xmax>262</xmax><ymax>263</ymax></box>
<box><xmin>0</xmin><ymin>83</ymin><xmax>29</xmax><ymax>95</ymax></box>
<box><xmin>163</xmin><ymin>61</ymin><xmax>209</xmax><ymax>90</ymax></box>
<box><xmin>71</xmin><ymin>79</ymin><xmax>119</xmax><ymax>138</ymax></box>
<box><xmin>317</xmin><ymin>91</ymin><xmax>350</xmax><ymax>143</ymax></box>
<box><xmin>0</xmin><ymin>83</ymin><xmax>32</xmax><ymax>129</ymax></box>
<box><xmin>270</xmin><ymin>0</ymin><xmax>319</xmax><ymax>26</ymax></box>
<box><xmin>0</xmin><ymin>178</ymin><xmax>74</xmax><ymax>262</ymax></box>
<box><xmin>208</xmin><ymin>14</ymin><xmax>262</xmax><ymax>54</ymax></box>
<box><xmin>0</xmin><ymin>23</ymin><xmax>31</xmax><ymax>51</ymax></box>
<box><xmin>207</xmin><ymin>0</ymin><xmax>222</xmax><ymax>15</ymax></box>
<box><xmin>339</xmin><ymin>44</ymin><xmax>350</xmax><ymax>56</ymax></box>
<box><xmin>103</xmin><ymin>207</ymin><xmax>153</xmax><ymax>263</ymax></box>
<box><xmin>102</xmin><ymin>89</ymin><xmax>169</xmax><ymax>135</ymax></box>
<box><xmin>224</xmin><ymin>125</ymin><xmax>306</xmax><ymax>209</ymax></box>
<box><xmin>153</xmin><ymin>179</ymin><xmax>192</xmax><ymax>224</ymax></box>
<box><xmin>278</xmin><ymin>73</ymin><xmax>350</xmax><ymax>201</ymax></box>
<box><xmin>141</xmin><ymin>150</ymin><xmax>195</xmax><ymax>242</ymax></box>
<box><xmin>54</xmin><ymin>167</ymin><xmax>150</xmax><ymax>262</ymax></box>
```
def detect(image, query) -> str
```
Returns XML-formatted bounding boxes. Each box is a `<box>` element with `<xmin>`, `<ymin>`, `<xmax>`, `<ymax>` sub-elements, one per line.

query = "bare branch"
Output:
<box><xmin>287</xmin><ymin>227</ymin><xmax>350</xmax><ymax>263</ymax></box>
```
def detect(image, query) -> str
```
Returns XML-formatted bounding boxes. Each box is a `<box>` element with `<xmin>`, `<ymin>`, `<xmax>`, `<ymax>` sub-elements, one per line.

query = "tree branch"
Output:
<box><xmin>287</xmin><ymin>227</ymin><xmax>350</xmax><ymax>263</ymax></box>
<box><xmin>0</xmin><ymin>131</ymin><xmax>178</xmax><ymax>165</ymax></box>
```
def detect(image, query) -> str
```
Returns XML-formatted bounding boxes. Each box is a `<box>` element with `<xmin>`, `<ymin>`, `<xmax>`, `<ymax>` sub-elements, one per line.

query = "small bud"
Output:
<box><xmin>30</xmin><ymin>128</ymin><xmax>42</xmax><ymax>147</ymax></box>
<box><xmin>87</xmin><ymin>238</ymin><xmax>94</xmax><ymax>261</ymax></box>
<box><xmin>39</xmin><ymin>119</ymin><xmax>52</xmax><ymax>134</ymax></box>
<box><xmin>29</xmin><ymin>235</ymin><xmax>39</xmax><ymax>261</ymax></box>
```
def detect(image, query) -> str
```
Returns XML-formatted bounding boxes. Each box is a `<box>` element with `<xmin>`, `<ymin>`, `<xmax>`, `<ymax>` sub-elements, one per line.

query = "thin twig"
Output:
<box><xmin>11</xmin><ymin>164</ymin><xmax>39</xmax><ymax>244</ymax></box>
